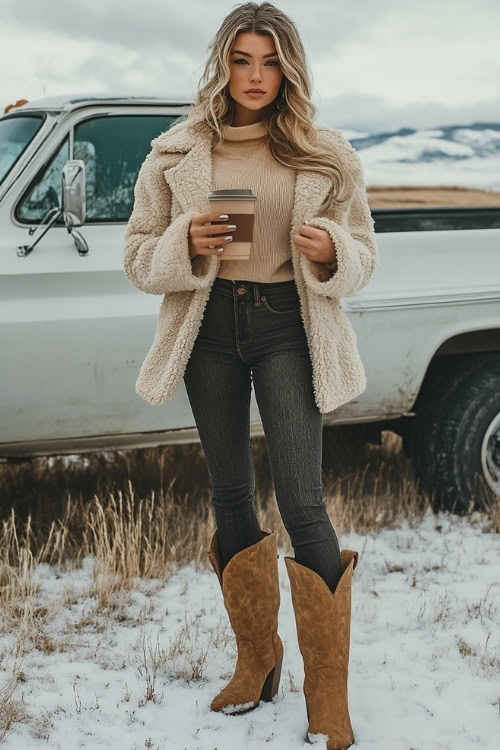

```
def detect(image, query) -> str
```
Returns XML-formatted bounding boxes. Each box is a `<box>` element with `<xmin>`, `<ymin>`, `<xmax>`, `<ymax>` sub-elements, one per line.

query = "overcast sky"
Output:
<box><xmin>1</xmin><ymin>0</ymin><xmax>499</xmax><ymax>133</ymax></box>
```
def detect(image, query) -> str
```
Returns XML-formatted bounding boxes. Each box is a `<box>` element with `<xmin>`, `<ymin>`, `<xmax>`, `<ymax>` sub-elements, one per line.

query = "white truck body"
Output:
<box><xmin>1</xmin><ymin>94</ymin><xmax>499</xmax><ymax>511</ymax></box>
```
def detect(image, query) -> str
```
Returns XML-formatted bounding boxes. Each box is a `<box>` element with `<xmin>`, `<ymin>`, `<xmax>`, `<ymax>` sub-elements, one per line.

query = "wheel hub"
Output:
<box><xmin>481</xmin><ymin>412</ymin><xmax>500</xmax><ymax>496</ymax></box>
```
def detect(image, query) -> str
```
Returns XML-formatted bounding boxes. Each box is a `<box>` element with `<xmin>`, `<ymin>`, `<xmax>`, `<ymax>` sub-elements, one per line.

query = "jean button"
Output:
<box><xmin>236</xmin><ymin>286</ymin><xmax>247</xmax><ymax>295</ymax></box>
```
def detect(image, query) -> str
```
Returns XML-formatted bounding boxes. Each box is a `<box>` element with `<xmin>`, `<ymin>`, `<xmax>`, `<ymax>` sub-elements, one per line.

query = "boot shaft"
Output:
<box><xmin>207</xmin><ymin>529</ymin><xmax>281</xmax><ymax>639</ymax></box>
<box><xmin>285</xmin><ymin>550</ymin><xmax>357</xmax><ymax>672</ymax></box>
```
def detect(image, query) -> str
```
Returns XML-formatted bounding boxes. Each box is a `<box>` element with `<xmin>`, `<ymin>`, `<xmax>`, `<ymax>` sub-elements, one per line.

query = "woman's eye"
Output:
<box><xmin>233</xmin><ymin>58</ymin><xmax>279</xmax><ymax>66</ymax></box>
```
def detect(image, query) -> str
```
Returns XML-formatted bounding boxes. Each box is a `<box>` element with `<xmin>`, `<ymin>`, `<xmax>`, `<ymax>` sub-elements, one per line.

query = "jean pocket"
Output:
<box><xmin>210</xmin><ymin>286</ymin><xmax>233</xmax><ymax>300</ymax></box>
<box><xmin>261</xmin><ymin>290</ymin><xmax>301</xmax><ymax>315</ymax></box>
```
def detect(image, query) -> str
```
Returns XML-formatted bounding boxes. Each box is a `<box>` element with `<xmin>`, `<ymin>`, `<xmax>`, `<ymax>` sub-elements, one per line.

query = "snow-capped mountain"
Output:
<box><xmin>341</xmin><ymin>122</ymin><xmax>500</xmax><ymax>189</ymax></box>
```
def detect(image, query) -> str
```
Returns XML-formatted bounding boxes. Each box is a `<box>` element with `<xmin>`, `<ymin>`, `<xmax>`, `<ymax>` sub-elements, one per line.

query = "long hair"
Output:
<box><xmin>183</xmin><ymin>1</ymin><xmax>352</xmax><ymax>213</ymax></box>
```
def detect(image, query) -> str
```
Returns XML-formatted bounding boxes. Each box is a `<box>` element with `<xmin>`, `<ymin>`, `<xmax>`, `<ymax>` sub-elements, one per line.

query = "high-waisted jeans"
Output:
<box><xmin>183</xmin><ymin>275</ymin><xmax>343</xmax><ymax>593</ymax></box>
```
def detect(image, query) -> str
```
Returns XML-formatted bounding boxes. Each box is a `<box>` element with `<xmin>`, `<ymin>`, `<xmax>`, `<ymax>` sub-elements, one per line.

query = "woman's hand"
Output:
<box><xmin>293</xmin><ymin>223</ymin><xmax>337</xmax><ymax>267</ymax></box>
<box><xmin>188</xmin><ymin>212</ymin><xmax>236</xmax><ymax>259</ymax></box>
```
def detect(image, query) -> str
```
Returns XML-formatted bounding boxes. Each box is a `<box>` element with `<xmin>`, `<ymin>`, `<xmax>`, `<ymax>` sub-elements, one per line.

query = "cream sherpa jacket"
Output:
<box><xmin>122</xmin><ymin>109</ymin><xmax>378</xmax><ymax>414</ymax></box>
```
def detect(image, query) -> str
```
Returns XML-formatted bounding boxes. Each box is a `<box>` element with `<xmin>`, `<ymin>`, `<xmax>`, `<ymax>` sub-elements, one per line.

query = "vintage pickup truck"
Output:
<box><xmin>1</xmin><ymin>93</ymin><xmax>499</xmax><ymax>513</ymax></box>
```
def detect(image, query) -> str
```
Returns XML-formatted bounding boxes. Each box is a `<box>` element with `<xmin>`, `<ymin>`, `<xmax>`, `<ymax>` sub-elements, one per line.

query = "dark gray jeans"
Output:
<box><xmin>183</xmin><ymin>275</ymin><xmax>342</xmax><ymax>593</ymax></box>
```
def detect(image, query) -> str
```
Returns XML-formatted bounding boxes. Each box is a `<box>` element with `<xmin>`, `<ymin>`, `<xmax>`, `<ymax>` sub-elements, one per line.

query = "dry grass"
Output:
<box><xmin>133</xmin><ymin>609</ymin><xmax>231</xmax><ymax>706</ymax></box>
<box><xmin>0</xmin><ymin>429</ymin><xmax>498</xmax><ymax>736</ymax></box>
<box><xmin>0</xmin><ymin>429</ymin><xmax>497</xmax><ymax>590</ymax></box>
<box><xmin>367</xmin><ymin>184</ymin><xmax>500</xmax><ymax>209</ymax></box>
<box><xmin>0</xmin><ymin>660</ymin><xmax>29</xmax><ymax>742</ymax></box>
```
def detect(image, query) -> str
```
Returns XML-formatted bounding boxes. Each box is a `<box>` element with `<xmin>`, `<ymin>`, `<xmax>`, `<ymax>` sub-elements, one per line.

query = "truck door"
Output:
<box><xmin>1</xmin><ymin>110</ymin><xmax>197</xmax><ymax>448</ymax></box>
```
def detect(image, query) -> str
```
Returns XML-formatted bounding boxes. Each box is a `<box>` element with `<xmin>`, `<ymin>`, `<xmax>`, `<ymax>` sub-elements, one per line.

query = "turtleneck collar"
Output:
<box><xmin>221</xmin><ymin>119</ymin><xmax>268</xmax><ymax>141</ymax></box>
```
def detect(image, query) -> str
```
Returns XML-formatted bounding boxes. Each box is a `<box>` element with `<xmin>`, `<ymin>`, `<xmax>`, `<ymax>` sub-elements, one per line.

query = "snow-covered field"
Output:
<box><xmin>1</xmin><ymin>511</ymin><xmax>499</xmax><ymax>750</ymax></box>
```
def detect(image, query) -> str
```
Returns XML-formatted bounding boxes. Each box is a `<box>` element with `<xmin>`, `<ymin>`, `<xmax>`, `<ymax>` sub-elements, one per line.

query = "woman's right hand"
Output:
<box><xmin>188</xmin><ymin>213</ymin><xmax>236</xmax><ymax>259</ymax></box>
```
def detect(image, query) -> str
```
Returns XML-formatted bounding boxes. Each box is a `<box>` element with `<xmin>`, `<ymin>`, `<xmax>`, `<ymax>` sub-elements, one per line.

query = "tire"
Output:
<box><xmin>410</xmin><ymin>354</ymin><xmax>500</xmax><ymax>513</ymax></box>
<box><xmin>410</xmin><ymin>356</ymin><xmax>481</xmax><ymax>490</ymax></box>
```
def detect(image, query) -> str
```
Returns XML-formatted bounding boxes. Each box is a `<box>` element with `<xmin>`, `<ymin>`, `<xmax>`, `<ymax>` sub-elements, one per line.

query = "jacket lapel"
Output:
<box><xmin>152</xmin><ymin>115</ymin><xmax>334</xmax><ymax>251</ymax></box>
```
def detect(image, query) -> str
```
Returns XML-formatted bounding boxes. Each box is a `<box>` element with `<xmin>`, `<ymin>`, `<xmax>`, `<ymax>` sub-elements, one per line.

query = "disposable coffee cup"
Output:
<box><xmin>208</xmin><ymin>188</ymin><xmax>257</xmax><ymax>260</ymax></box>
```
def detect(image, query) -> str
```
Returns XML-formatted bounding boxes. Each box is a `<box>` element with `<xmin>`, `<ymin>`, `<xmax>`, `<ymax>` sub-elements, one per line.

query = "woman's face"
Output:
<box><xmin>228</xmin><ymin>31</ymin><xmax>284</xmax><ymax>125</ymax></box>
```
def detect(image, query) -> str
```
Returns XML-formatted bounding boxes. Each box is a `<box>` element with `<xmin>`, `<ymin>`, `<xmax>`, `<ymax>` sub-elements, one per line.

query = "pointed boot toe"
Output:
<box><xmin>210</xmin><ymin>687</ymin><xmax>257</xmax><ymax>715</ymax></box>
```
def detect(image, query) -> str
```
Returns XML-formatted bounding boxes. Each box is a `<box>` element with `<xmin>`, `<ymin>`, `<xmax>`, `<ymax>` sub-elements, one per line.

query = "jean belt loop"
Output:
<box><xmin>253</xmin><ymin>282</ymin><xmax>261</xmax><ymax>305</ymax></box>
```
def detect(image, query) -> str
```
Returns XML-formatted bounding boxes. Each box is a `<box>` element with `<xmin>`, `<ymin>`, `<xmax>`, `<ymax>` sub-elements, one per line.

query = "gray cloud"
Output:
<box><xmin>2</xmin><ymin>0</ymin><xmax>499</xmax><ymax>131</ymax></box>
<box><xmin>3</xmin><ymin>0</ymin><xmax>210</xmax><ymax>55</ymax></box>
<box><xmin>7</xmin><ymin>0</ymin><xmax>498</xmax><ymax>58</ymax></box>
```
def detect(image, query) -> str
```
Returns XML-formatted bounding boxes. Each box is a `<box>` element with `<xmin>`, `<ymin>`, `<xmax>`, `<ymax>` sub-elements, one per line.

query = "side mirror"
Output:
<box><xmin>62</xmin><ymin>159</ymin><xmax>86</xmax><ymax>227</ymax></box>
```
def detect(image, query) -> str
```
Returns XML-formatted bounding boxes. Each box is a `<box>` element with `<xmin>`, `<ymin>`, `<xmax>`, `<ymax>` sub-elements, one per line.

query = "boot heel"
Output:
<box><xmin>260</xmin><ymin>654</ymin><xmax>283</xmax><ymax>702</ymax></box>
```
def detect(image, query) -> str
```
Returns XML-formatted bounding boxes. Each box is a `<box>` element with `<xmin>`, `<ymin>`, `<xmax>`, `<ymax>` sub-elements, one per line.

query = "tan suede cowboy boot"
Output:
<box><xmin>285</xmin><ymin>550</ymin><xmax>358</xmax><ymax>749</ymax></box>
<box><xmin>207</xmin><ymin>529</ymin><xmax>284</xmax><ymax>714</ymax></box>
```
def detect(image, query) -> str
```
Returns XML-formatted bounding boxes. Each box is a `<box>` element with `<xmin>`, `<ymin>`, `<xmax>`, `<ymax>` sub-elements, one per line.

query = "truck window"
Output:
<box><xmin>73</xmin><ymin>114</ymin><xmax>177</xmax><ymax>222</ymax></box>
<box><xmin>0</xmin><ymin>114</ymin><xmax>44</xmax><ymax>185</ymax></box>
<box><xmin>16</xmin><ymin>114</ymin><xmax>178</xmax><ymax>225</ymax></box>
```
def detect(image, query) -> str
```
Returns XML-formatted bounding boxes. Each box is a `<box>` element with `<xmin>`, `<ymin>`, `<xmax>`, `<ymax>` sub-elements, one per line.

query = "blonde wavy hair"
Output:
<box><xmin>181</xmin><ymin>1</ymin><xmax>352</xmax><ymax>213</ymax></box>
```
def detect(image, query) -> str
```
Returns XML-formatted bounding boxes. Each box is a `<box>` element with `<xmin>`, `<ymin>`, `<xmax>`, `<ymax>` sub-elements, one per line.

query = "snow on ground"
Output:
<box><xmin>1</xmin><ymin>511</ymin><xmax>499</xmax><ymax>750</ymax></box>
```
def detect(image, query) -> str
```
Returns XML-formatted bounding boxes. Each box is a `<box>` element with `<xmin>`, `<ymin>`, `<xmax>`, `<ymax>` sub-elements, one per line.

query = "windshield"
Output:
<box><xmin>0</xmin><ymin>114</ymin><xmax>44</xmax><ymax>185</ymax></box>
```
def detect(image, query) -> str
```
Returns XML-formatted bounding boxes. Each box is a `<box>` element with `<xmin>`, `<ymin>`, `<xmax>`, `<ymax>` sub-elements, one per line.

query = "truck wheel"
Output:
<box><xmin>437</xmin><ymin>358</ymin><xmax>500</xmax><ymax>511</ymax></box>
<box><xmin>410</xmin><ymin>356</ymin><xmax>478</xmax><ymax>491</ymax></box>
<box><xmin>410</xmin><ymin>354</ymin><xmax>500</xmax><ymax>513</ymax></box>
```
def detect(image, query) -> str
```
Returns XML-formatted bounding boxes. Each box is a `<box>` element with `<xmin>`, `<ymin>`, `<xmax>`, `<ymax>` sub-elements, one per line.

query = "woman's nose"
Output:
<box><xmin>249</xmin><ymin>67</ymin><xmax>263</xmax><ymax>80</ymax></box>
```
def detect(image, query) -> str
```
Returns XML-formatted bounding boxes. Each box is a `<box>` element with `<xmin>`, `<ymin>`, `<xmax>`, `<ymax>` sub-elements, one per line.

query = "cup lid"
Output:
<box><xmin>208</xmin><ymin>188</ymin><xmax>257</xmax><ymax>201</ymax></box>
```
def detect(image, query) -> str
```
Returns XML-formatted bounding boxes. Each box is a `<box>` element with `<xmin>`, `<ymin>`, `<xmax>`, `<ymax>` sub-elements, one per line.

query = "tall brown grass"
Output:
<box><xmin>0</xmin><ymin>430</ymin><xmax>497</xmax><ymax>597</ymax></box>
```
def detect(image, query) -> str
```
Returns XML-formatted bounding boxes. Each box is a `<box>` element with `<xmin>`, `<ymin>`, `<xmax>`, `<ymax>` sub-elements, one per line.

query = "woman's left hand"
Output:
<box><xmin>293</xmin><ymin>223</ymin><xmax>337</xmax><ymax>266</ymax></box>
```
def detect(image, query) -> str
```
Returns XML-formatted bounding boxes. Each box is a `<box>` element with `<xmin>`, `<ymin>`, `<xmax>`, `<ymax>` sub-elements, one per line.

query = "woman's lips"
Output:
<box><xmin>245</xmin><ymin>91</ymin><xmax>265</xmax><ymax>97</ymax></box>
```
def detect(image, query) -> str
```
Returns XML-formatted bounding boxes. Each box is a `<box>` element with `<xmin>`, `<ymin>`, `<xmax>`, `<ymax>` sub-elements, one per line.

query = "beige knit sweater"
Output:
<box><xmin>211</xmin><ymin>119</ymin><xmax>296</xmax><ymax>282</ymax></box>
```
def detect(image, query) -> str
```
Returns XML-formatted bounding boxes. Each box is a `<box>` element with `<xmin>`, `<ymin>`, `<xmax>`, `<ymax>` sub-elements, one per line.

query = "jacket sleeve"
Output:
<box><xmin>299</xmin><ymin>140</ymin><xmax>378</xmax><ymax>299</ymax></box>
<box><xmin>122</xmin><ymin>147</ymin><xmax>215</xmax><ymax>295</ymax></box>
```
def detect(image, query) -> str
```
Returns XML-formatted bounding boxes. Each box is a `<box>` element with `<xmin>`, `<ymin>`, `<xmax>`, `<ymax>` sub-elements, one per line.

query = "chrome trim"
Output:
<box><xmin>348</xmin><ymin>290</ymin><xmax>500</xmax><ymax>312</ymax></box>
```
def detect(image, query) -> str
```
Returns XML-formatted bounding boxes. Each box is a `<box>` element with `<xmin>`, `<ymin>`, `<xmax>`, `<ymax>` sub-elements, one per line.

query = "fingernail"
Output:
<box><xmin>224</xmin><ymin>236</ymin><xmax>233</xmax><ymax>242</ymax></box>
<box><xmin>227</xmin><ymin>224</ymin><xmax>237</xmax><ymax>231</ymax></box>
<box><xmin>219</xmin><ymin>214</ymin><xmax>229</xmax><ymax>219</ymax></box>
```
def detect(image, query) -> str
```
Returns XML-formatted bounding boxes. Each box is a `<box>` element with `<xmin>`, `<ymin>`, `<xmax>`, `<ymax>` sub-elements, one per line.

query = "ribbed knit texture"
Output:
<box><xmin>212</xmin><ymin>120</ymin><xmax>296</xmax><ymax>282</ymax></box>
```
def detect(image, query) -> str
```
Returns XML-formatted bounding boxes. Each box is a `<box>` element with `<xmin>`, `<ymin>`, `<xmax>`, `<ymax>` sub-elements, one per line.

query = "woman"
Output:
<box><xmin>123</xmin><ymin>2</ymin><xmax>378</xmax><ymax>747</ymax></box>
